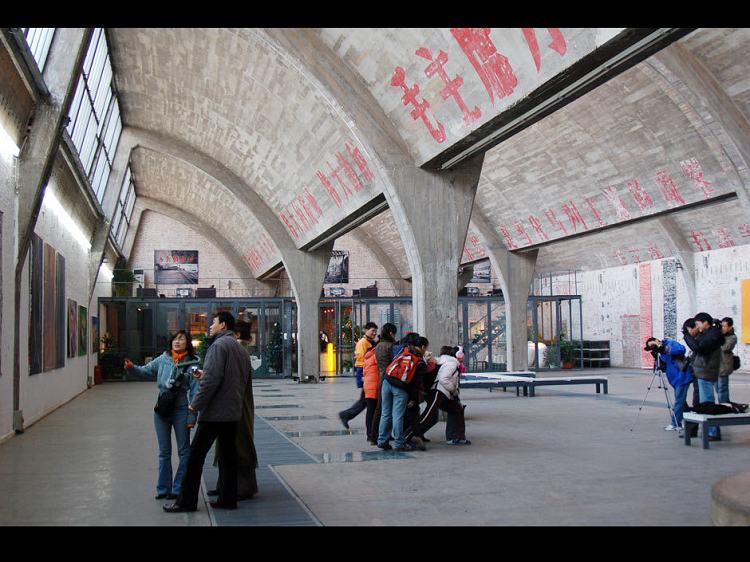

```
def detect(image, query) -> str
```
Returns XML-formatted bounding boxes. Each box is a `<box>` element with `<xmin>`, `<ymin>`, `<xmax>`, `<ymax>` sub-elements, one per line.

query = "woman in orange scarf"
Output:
<box><xmin>124</xmin><ymin>330</ymin><xmax>201</xmax><ymax>500</ymax></box>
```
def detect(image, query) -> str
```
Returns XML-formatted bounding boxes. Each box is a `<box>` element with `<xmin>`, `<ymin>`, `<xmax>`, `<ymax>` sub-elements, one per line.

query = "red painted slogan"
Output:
<box><xmin>495</xmin><ymin>156</ymin><xmax>720</xmax><ymax>250</ymax></box>
<box><xmin>278</xmin><ymin>141</ymin><xmax>376</xmax><ymax>241</ymax></box>
<box><xmin>244</xmin><ymin>233</ymin><xmax>279</xmax><ymax>274</ymax></box>
<box><xmin>390</xmin><ymin>28</ymin><xmax>568</xmax><ymax>143</ymax></box>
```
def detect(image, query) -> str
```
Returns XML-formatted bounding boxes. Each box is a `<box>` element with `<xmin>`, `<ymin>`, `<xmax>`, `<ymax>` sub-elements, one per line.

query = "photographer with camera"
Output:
<box><xmin>644</xmin><ymin>336</ymin><xmax>693</xmax><ymax>432</ymax></box>
<box><xmin>682</xmin><ymin>312</ymin><xmax>725</xmax><ymax>441</ymax></box>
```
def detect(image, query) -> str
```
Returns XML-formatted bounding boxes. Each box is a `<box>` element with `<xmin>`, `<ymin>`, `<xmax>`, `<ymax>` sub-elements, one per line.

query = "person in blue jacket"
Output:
<box><xmin>644</xmin><ymin>336</ymin><xmax>693</xmax><ymax>432</ymax></box>
<box><xmin>124</xmin><ymin>330</ymin><xmax>201</xmax><ymax>499</ymax></box>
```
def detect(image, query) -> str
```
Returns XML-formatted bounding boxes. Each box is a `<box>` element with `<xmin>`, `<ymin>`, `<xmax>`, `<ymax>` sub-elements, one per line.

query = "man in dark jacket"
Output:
<box><xmin>683</xmin><ymin>312</ymin><xmax>724</xmax><ymax>440</ymax></box>
<box><xmin>164</xmin><ymin>311</ymin><xmax>249</xmax><ymax>512</ymax></box>
<box><xmin>718</xmin><ymin>317</ymin><xmax>738</xmax><ymax>402</ymax></box>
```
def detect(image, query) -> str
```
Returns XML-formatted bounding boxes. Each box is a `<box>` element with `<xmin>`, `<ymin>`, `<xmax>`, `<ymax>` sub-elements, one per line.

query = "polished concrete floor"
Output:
<box><xmin>1</xmin><ymin>369</ymin><xmax>749</xmax><ymax>525</ymax></box>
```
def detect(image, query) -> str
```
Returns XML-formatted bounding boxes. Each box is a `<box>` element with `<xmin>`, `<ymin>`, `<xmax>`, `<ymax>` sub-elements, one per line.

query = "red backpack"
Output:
<box><xmin>385</xmin><ymin>347</ymin><xmax>421</xmax><ymax>388</ymax></box>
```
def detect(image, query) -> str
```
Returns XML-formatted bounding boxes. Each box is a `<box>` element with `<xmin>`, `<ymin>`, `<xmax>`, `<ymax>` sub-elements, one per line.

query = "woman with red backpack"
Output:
<box><xmin>377</xmin><ymin>334</ymin><xmax>428</xmax><ymax>452</ymax></box>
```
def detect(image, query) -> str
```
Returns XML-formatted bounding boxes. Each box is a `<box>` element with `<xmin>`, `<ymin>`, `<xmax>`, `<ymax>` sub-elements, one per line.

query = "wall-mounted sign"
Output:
<box><xmin>325</xmin><ymin>250</ymin><xmax>349</xmax><ymax>284</ymax></box>
<box><xmin>471</xmin><ymin>259</ymin><xmax>491</xmax><ymax>283</ymax></box>
<box><xmin>328</xmin><ymin>287</ymin><xmax>346</xmax><ymax>297</ymax></box>
<box><xmin>154</xmin><ymin>250</ymin><xmax>199</xmax><ymax>284</ymax></box>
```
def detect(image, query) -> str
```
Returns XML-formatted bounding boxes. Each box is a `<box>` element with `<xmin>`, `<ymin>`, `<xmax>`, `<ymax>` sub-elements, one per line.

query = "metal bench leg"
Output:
<box><xmin>683</xmin><ymin>421</ymin><xmax>692</xmax><ymax>446</ymax></box>
<box><xmin>529</xmin><ymin>385</ymin><xmax>535</xmax><ymax>397</ymax></box>
<box><xmin>603</xmin><ymin>382</ymin><xmax>608</xmax><ymax>394</ymax></box>
<box><xmin>702</xmin><ymin>424</ymin><xmax>710</xmax><ymax>449</ymax></box>
<box><xmin>596</xmin><ymin>383</ymin><xmax>600</xmax><ymax>394</ymax></box>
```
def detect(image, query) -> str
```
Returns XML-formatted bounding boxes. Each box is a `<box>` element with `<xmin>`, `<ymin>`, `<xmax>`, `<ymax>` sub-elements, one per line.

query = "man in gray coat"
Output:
<box><xmin>164</xmin><ymin>311</ymin><xmax>249</xmax><ymax>512</ymax></box>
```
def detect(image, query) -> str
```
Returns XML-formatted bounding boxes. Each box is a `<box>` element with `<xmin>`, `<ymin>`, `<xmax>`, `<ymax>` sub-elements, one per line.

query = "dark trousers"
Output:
<box><xmin>403</xmin><ymin>401</ymin><xmax>423</xmax><ymax>439</ymax></box>
<box><xmin>177</xmin><ymin>421</ymin><xmax>238</xmax><ymax>510</ymax></box>
<box><xmin>340</xmin><ymin>390</ymin><xmax>366</xmax><ymax>421</ymax></box>
<box><xmin>405</xmin><ymin>390</ymin><xmax>466</xmax><ymax>441</ymax></box>
<box><xmin>364</xmin><ymin>398</ymin><xmax>378</xmax><ymax>441</ymax></box>
<box><xmin>370</xmin><ymin>376</ymin><xmax>386</xmax><ymax>440</ymax></box>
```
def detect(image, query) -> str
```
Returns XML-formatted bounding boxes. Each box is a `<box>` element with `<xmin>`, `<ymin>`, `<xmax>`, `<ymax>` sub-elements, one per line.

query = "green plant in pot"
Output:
<box><xmin>112</xmin><ymin>258</ymin><xmax>135</xmax><ymax>297</ymax></box>
<box><xmin>559</xmin><ymin>333</ymin><xmax>578</xmax><ymax>369</ymax></box>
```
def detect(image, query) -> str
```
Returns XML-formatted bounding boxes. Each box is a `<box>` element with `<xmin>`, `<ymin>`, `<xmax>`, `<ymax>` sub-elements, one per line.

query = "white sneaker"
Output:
<box><xmin>664</xmin><ymin>425</ymin><xmax>680</xmax><ymax>431</ymax></box>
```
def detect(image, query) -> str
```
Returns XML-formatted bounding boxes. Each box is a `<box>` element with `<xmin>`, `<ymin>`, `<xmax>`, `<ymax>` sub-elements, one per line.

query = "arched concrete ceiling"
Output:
<box><xmin>316</xmin><ymin>28</ymin><xmax>634</xmax><ymax>167</ymax></box>
<box><xmin>679</xmin><ymin>28</ymin><xmax>750</xmax><ymax>119</ymax></box>
<box><xmin>475</xmin><ymin>47</ymin><xmax>744</xmax><ymax>253</ymax></box>
<box><xmin>108</xmin><ymin>28</ymin><xmax>388</xmax><ymax>248</ymax></box>
<box><xmin>129</xmin><ymin>147</ymin><xmax>282</xmax><ymax>276</ymax></box>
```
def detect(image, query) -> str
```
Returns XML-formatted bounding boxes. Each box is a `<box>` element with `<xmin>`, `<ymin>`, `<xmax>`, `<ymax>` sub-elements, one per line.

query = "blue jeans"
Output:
<box><xmin>355</xmin><ymin>367</ymin><xmax>364</xmax><ymax>388</ymax></box>
<box><xmin>717</xmin><ymin>376</ymin><xmax>730</xmax><ymax>403</ymax></box>
<box><xmin>696</xmin><ymin>379</ymin><xmax>720</xmax><ymax>438</ymax></box>
<box><xmin>377</xmin><ymin>381</ymin><xmax>409</xmax><ymax>448</ymax></box>
<box><xmin>154</xmin><ymin>407</ymin><xmax>191</xmax><ymax>495</ymax></box>
<box><xmin>672</xmin><ymin>383</ymin><xmax>689</xmax><ymax>426</ymax></box>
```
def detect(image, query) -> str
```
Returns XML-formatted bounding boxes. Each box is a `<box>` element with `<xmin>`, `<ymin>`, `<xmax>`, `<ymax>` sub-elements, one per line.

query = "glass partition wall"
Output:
<box><xmin>99</xmin><ymin>295</ymin><xmax>579</xmax><ymax>378</ymax></box>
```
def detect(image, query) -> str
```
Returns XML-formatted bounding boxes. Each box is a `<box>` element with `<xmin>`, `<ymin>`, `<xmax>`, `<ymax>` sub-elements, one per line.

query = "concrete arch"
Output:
<box><xmin>262</xmin><ymin>29</ymin><xmax>484</xmax><ymax>349</ymax></box>
<box><xmin>131</xmin><ymin>198</ymin><xmax>264</xmax><ymax>295</ymax></box>
<box><xmin>115</xmin><ymin>126</ymin><xmax>333</xmax><ymax>380</ymax></box>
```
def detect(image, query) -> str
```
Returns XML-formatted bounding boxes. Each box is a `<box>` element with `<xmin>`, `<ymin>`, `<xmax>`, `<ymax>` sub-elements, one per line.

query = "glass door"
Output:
<box><xmin>155</xmin><ymin>303</ymin><xmax>181</xmax><ymax>356</ymax></box>
<box><xmin>264</xmin><ymin>303</ymin><xmax>283</xmax><ymax>376</ymax></box>
<box><xmin>238</xmin><ymin>303</ymin><xmax>264</xmax><ymax>375</ymax></box>
<box><xmin>338</xmin><ymin>300</ymin><xmax>355</xmax><ymax>376</ymax></box>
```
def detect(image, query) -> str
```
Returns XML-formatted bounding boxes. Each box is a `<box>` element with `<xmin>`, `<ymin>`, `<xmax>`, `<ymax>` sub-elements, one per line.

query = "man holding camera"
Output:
<box><xmin>644</xmin><ymin>336</ymin><xmax>693</xmax><ymax>432</ymax></box>
<box><xmin>682</xmin><ymin>312</ymin><xmax>725</xmax><ymax>441</ymax></box>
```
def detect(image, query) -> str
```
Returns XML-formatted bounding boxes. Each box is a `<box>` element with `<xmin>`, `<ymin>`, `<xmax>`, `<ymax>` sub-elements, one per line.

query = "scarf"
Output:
<box><xmin>171</xmin><ymin>350</ymin><xmax>188</xmax><ymax>364</ymax></box>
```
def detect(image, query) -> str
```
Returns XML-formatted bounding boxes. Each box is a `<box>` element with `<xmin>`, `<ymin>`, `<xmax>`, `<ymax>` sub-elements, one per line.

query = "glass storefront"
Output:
<box><xmin>99</xmin><ymin>294</ymin><xmax>578</xmax><ymax>378</ymax></box>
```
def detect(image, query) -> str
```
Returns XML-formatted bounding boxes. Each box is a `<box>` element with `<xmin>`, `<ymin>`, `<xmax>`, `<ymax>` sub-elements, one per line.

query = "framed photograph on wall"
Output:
<box><xmin>43</xmin><ymin>243</ymin><xmax>57</xmax><ymax>371</ymax></box>
<box><xmin>470</xmin><ymin>259</ymin><xmax>491</xmax><ymax>283</ymax></box>
<box><xmin>78</xmin><ymin>306</ymin><xmax>87</xmax><ymax>357</ymax></box>
<box><xmin>67</xmin><ymin>299</ymin><xmax>77</xmax><ymax>358</ymax></box>
<box><xmin>325</xmin><ymin>250</ymin><xmax>349</xmax><ymax>284</ymax></box>
<box><xmin>154</xmin><ymin>250</ymin><xmax>199</xmax><ymax>284</ymax></box>
<box><xmin>91</xmin><ymin>317</ymin><xmax>99</xmax><ymax>354</ymax></box>
<box><xmin>29</xmin><ymin>234</ymin><xmax>43</xmax><ymax>375</ymax></box>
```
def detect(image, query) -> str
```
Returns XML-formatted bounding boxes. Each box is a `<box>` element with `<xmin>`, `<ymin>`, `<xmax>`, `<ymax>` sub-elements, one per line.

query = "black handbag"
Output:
<box><xmin>733</xmin><ymin>355</ymin><xmax>741</xmax><ymax>370</ymax></box>
<box><xmin>154</xmin><ymin>387</ymin><xmax>178</xmax><ymax>417</ymax></box>
<box><xmin>154</xmin><ymin>370</ymin><xmax>184</xmax><ymax>417</ymax></box>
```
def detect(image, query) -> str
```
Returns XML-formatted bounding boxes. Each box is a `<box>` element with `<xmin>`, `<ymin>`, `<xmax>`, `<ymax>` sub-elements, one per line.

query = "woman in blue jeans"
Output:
<box><xmin>125</xmin><ymin>331</ymin><xmax>201</xmax><ymax>499</ymax></box>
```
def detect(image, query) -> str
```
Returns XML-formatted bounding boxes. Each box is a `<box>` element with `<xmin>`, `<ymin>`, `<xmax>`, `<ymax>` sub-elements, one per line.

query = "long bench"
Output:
<box><xmin>682</xmin><ymin>411</ymin><xmax>750</xmax><ymax>449</ymax></box>
<box><xmin>461</xmin><ymin>373</ymin><xmax>609</xmax><ymax>397</ymax></box>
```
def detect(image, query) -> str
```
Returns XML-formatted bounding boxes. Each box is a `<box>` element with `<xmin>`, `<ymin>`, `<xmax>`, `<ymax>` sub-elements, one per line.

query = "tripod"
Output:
<box><xmin>629</xmin><ymin>354</ymin><xmax>678</xmax><ymax>432</ymax></box>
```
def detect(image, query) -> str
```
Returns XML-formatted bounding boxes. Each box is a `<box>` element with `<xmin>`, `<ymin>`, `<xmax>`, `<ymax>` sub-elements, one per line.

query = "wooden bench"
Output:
<box><xmin>682</xmin><ymin>412</ymin><xmax>750</xmax><ymax>449</ymax></box>
<box><xmin>461</xmin><ymin>373</ymin><xmax>608</xmax><ymax>397</ymax></box>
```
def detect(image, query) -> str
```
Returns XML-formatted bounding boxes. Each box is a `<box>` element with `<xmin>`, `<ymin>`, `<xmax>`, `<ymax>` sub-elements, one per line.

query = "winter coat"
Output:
<box><xmin>657</xmin><ymin>339</ymin><xmax>693</xmax><ymax>388</ymax></box>
<box><xmin>720</xmin><ymin>330</ymin><xmax>738</xmax><ymax>377</ymax></box>
<box><xmin>434</xmin><ymin>354</ymin><xmax>461</xmax><ymax>399</ymax></box>
<box><xmin>363</xmin><ymin>347</ymin><xmax>380</xmax><ymax>399</ymax></box>
<box><xmin>683</xmin><ymin>325</ymin><xmax>724</xmax><ymax>382</ymax></box>
<box><xmin>191</xmin><ymin>330</ymin><xmax>250</xmax><ymax>422</ymax></box>
<box><xmin>374</xmin><ymin>338</ymin><xmax>396</xmax><ymax>387</ymax></box>
<box><xmin>354</xmin><ymin>337</ymin><xmax>375</xmax><ymax>368</ymax></box>
<box><xmin>126</xmin><ymin>351</ymin><xmax>201</xmax><ymax>425</ymax></box>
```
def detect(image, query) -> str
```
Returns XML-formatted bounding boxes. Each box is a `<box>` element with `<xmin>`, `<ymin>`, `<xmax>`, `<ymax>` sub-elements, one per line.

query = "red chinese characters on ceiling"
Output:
<box><xmin>390</xmin><ymin>28</ymin><xmax>567</xmax><ymax>144</ymax></box>
<box><xmin>280</xmin><ymin>141</ymin><xmax>376</xmax><ymax>241</ymax></box>
<box><xmin>244</xmin><ymin>233</ymin><xmax>279</xmax><ymax>275</ymax></box>
<box><xmin>495</xmin><ymin>157</ymin><xmax>723</xmax><ymax>250</ymax></box>
<box><xmin>462</xmin><ymin>231</ymin><xmax>488</xmax><ymax>262</ymax></box>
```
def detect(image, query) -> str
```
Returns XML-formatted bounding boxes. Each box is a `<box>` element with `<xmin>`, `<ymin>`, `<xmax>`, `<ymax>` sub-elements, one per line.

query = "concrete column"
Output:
<box><xmin>657</xmin><ymin>216</ymin><xmax>697</xmax><ymax>313</ymax></box>
<box><xmin>12</xmin><ymin>28</ymin><xmax>92</xmax><ymax>433</ymax></box>
<box><xmin>470</xmin><ymin>210</ymin><xmax>538</xmax><ymax>371</ymax></box>
<box><xmin>284</xmin><ymin>242</ymin><xmax>334</xmax><ymax>382</ymax></box>
<box><xmin>87</xmin><ymin>217</ymin><xmax>112</xmax><ymax>304</ymax></box>
<box><xmin>388</xmin><ymin>154</ymin><xmax>484</xmax><ymax>350</ymax></box>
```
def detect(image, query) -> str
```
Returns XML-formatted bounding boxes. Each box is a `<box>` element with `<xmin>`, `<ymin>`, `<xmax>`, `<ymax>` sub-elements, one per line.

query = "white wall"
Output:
<box><xmin>574</xmin><ymin>244</ymin><xmax>750</xmax><ymax>369</ymax></box>
<box><xmin>0</xmin><ymin>137</ymin><xmax>16</xmax><ymax>441</ymax></box>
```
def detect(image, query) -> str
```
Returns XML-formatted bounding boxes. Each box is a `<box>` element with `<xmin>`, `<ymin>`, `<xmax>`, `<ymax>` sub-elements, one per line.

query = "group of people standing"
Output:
<box><xmin>339</xmin><ymin>322</ymin><xmax>471</xmax><ymax>452</ymax></box>
<box><xmin>125</xmin><ymin>311</ymin><xmax>258</xmax><ymax>512</ymax></box>
<box><xmin>645</xmin><ymin>312</ymin><xmax>739</xmax><ymax>440</ymax></box>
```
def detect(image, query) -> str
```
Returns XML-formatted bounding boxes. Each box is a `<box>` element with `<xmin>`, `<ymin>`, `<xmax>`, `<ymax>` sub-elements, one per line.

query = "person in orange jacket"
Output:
<box><xmin>362</xmin><ymin>346</ymin><xmax>381</xmax><ymax>443</ymax></box>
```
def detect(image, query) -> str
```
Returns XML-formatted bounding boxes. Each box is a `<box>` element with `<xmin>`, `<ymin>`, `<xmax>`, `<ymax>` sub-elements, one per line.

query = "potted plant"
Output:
<box><xmin>98</xmin><ymin>333</ymin><xmax>123</xmax><ymax>380</ymax></box>
<box><xmin>112</xmin><ymin>258</ymin><xmax>135</xmax><ymax>297</ymax></box>
<box><xmin>559</xmin><ymin>334</ymin><xmax>578</xmax><ymax>369</ymax></box>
